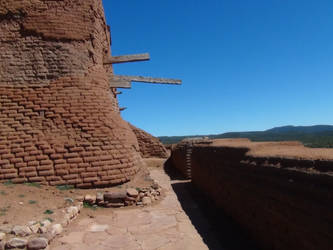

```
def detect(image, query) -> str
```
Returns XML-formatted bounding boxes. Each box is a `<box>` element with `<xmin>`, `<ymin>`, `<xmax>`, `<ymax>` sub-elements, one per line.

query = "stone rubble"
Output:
<box><xmin>0</xmin><ymin>202</ymin><xmax>81</xmax><ymax>250</ymax></box>
<box><xmin>82</xmin><ymin>182</ymin><xmax>162</xmax><ymax>208</ymax></box>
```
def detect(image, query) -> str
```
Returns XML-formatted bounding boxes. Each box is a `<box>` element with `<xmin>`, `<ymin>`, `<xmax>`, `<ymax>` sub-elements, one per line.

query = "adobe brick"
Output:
<box><xmin>1</xmin><ymin>154</ymin><xmax>15</xmax><ymax>159</ymax></box>
<box><xmin>36</xmin><ymin>155</ymin><xmax>48</xmax><ymax>161</ymax></box>
<box><xmin>81</xmin><ymin>172</ymin><xmax>97</xmax><ymax>178</ymax></box>
<box><xmin>64</xmin><ymin>152</ymin><xmax>79</xmax><ymax>159</ymax></box>
<box><xmin>25</xmin><ymin>171</ymin><xmax>37</xmax><ymax>177</ymax></box>
<box><xmin>12</xmin><ymin>178</ymin><xmax>27</xmax><ymax>184</ymax></box>
<box><xmin>15</xmin><ymin>162</ymin><xmax>27</xmax><ymax>168</ymax></box>
<box><xmin>54</xmin><ymin>163</ymin><xmax>69</xmax><ymax>170</ymax></box>
<box><xmin>78</xmin><ymin>162</ymin><xmax>90</xmax><ymax>168</ymax></box>
<box><xmin>46</xmin><ymin>176</ymin><xmax>61</xmax><ymax>181</ymax></box>
<box><xmin>16</xmin><ymin>152</ymin><xmax>29</xmax><ymax>158</ymax></box>
<box><xmin>69</xmin><ymin>147</ymin><xmax>84</xmax><ymax>153</ymax></box>
<box><xmin>5</xmin><ymin>173</ymin><xmax>18</xmax><ymax>179</ymax></box>
<box><xmin>27</xmin><ymin>161</ymin><xmax>39</xmax><ymax>167</ymax></box>
<box><xmin>40</xmin><ymin>159</ymin><xmax>53</xmax><ymax>165</ymax></box>
<box><xmin>0</xmin><ymin>149</ymin><xmax>10</xmax><ymax>155</ymax></box>
<box><xmin>67</xmin><ymin>157</ymin><xmax>83</xmax><ymax>164</ymax></box>
<box><xmin>83</xmin><ymin>177</ymin><xmax>99</xmax><ymax>183</ymax></box>
<box><xmin>91</xmin><ymin>161</ymin><xmax>105</xmax><ymax>167</ymax></box>
<box><xmin>1</xmin><ymin>169</ymin><xmax>17</xmax><ymax>174</ymax></box>
<box><xmin>25</xmin><ymin>146</ymin><xmax>36</xmax><ymax>152</ymax></box>
<box><xmin>43</xmin><ymin>149</ymin><xmax>55</xmax><ymax>154</ymax></box>
<box><xmin>80</xmin><ymin>151</ymin><xmax>94</xmax><ymax>157</ymax></box>
<box><xmin>23</xmin><ymin>167</ymin><xmax>37</xmax><ymax>172</ymax></box>
<box><xmin>29</xmin><ymin>150</ymin><xmax>41</xmax><ymax>156</ymax></box>
<box><xmin>0</xmin><ymin>159</ymin><xmax>9</xmax><ymax>165</ymax></box>
<box><xmin>76</xmin><ymin>183</ymin><xmax>92</xmax><ymax>188</ymax></box>
<box><xmin>55</xmin><ymin>147</ymin><xmax>67</xmax><ymax>153</ymax></box>
<box><xmin>93</xmin><ymin>180</ymin><xmax>109</xmax><ymax>187</ymax></box>
<box><xmin>55</xmin><ymin>169</ymin><xmax>68</xmax><ymax>175</ymax></box>
<box><xmin>24</xmin><ymin>156</ymin><xmax>36</xmax><ymax>162</ymax></box>
<box><xmin>50</xmin><ymin>154</ymin><xmax>62</xmax><ymax>160</ymax></box>
<box><xmin>50</xmin><ymin>180</ymin><xmax>67</xmax><ymax>186</ymax></box>
<box><xmin>86</xmin><ymin>167</ymin><xmax>102</xmax><ymax>172</ymax></box>
<box><xmin>84</xmin><ymin>156</ymin><xmax>99</xmax><ymax>162</ymax></box>
<box><xmin>101</xmin><ymin>175</ymin><xmax>113</xmax><ymax>181</ymax></box>
<box><xmin>11</xmin><ymin>148</ymin><xmax>24</xmax><ymax>154</ymax></box>
<box><xmin>97</xmin><ymin>171</ymin><xmax>108</xmax><ymax>176</ymax></box>
<box><xmin>39</xmin><ymin>170</ymin><xmax>54</xmax><ymax>176</ymax></box>
<box><xmin>62</xmin><ymin>174</ymin><xmax>78</xmax><ymax>180</ymax></box>
<box><xmin>28</xmin><ymin>176</ymin><xmax>45</xmax><ymax>182</ymax></box>
<box><xmin>37</xmin><ymin>165</ymin><xmax>53</xmax><ymax>171</ymax></box>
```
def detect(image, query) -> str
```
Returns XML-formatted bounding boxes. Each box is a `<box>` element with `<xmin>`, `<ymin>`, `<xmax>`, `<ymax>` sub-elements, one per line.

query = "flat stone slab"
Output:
<box><xmin>50</xmin><ymin>168</ymin><xmax>209</xmax><ymax>250</ymax></box>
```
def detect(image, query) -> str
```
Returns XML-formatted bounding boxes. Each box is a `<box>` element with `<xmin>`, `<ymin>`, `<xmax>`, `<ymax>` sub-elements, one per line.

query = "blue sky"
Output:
<box><xmin>103</xmin><ymin>0</ymin><xmax>333</xmax><ymax>136</ymax></box>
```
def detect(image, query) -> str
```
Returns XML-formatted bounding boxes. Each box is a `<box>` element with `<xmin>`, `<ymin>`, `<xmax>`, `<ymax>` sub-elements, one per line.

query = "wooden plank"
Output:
<box><xmin>110</xmin><ymin>81</ymin><xmax>131</xmax><ymax>89</ymax></box>
<box><xmin>110</xmin><ymin>75</ymin><xmax>182</xmax><ymax>85</ymax></box>
<box><xmin>104</xmin><ymin>53</ymin><xmax>150</xmax><ymax>64</ymax></box>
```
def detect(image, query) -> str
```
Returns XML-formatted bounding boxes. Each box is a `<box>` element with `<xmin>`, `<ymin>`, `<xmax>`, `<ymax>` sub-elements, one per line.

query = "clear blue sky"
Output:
<box><xmin>103</xmin><ymin>0</ymin><xmax>333</xmax><ymax>137</ymax></box>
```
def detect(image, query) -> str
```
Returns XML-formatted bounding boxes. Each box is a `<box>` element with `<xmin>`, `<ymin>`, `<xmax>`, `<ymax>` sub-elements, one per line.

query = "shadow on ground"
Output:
<box><xmin>164</xmin><ymin>159</ymin><xmax>260</xmax><ymax>250</ymax></box>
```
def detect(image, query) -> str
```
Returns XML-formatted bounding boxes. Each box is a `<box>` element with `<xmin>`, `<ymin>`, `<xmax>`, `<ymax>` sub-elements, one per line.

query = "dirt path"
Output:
<box><xmin>49</xmin><ymin>167</ymin><xmax>209</xmax><ymax>250</ymax></box>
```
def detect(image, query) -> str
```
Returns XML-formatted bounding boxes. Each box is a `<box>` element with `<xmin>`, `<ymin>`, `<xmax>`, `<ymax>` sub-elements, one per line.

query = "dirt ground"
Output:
<box><xmin>209</xmin><ymin>138</ymin><xmax>333</xmax><ymax>160</ymax></box>
<box><xmin>0</xmin><ymin>158</ymin><xmax>164</xmax><ymax>228</ymax></box>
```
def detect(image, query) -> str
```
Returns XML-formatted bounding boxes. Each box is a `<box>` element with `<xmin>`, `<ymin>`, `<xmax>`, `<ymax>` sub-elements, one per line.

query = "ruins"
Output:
<box><xmin>0</xmin><ymin>0</ymin><xmax>176</xmax><ymax>187</ymax></box>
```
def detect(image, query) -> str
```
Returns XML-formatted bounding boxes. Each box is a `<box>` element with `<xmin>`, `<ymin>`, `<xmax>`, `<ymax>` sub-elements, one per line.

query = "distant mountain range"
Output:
<box><xmin>159</xmin><ymin>125</ymin><xmax>333</xmax><ymax>148</ymax></box>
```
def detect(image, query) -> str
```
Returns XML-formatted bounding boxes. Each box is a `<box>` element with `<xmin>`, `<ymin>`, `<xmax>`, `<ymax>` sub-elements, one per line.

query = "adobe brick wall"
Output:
<box><xmin>0</xmin><ymin>0</ymin><xmax>143</xmax><ymax>187</ymax></box>
<box><xmin>129</xmin><ymin>124</ymin><xmax>169</xmax><ymax>159</ymax></box>
<box><xmin>170</xmin><ymin>142</ymin><xmax>333</xmax><ymax>250</ymax></box>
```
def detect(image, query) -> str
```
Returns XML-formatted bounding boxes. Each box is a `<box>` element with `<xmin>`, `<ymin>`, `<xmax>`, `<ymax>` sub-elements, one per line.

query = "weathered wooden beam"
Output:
<box><xmin>119</xmin><ymin>107</ymin><xmax>127</xmax><ymax>111</ymax></box>
<box><xmin>115</xmin><ymin>91</ymin><xmax>122</xmax><ymax>95</ymax></box>
<box><xmin>110</xmin><ymin>81</ymin><xmax>131</xmax><ymax>89</ymax></box>
<box><xmin>104</xmin><ymin>53</ymin><xmax>150</xmax><ymax>65</ymax></box>
<box><xmin>110</xmin><ymin>75</ymin><xmax>182</xmax><ymax>85</ymax></box>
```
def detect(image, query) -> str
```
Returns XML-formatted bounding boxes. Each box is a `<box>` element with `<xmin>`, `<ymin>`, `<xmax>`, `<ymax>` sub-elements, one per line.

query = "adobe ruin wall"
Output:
<box><xmin>0</xmin><ymin>0</ymin><xmax>144</xmax><ymax>187</ymax></box>
<box><xmin>129</xmin><ymin>124</ymin><xmax>169</xmax><ymax>159</ymax></box>
<box><xmin>170</xmin><ymin>139</ymin><xmax>333</xmax><ymax>250</ymax></box>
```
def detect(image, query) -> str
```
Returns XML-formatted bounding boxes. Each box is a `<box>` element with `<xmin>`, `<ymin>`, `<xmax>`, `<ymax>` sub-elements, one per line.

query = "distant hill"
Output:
<box><xmin>159</xmin><ymin>125</ymin><xmax>333</xmax><ymax>148</ymax></box>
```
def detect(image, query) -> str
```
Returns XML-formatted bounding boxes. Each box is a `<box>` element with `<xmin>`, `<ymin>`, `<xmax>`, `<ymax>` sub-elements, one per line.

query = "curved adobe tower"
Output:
<box><xmin>0</xmin><ymin>0</ymin><xmax>142</xmax><ymax>187</ymax></box>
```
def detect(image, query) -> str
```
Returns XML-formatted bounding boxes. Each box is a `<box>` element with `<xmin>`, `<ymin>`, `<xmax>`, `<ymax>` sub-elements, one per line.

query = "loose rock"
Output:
<box><xmin>126</xmin><ymin>188</ymin><xmax>139</xmax><ymax>198</ymax></box>
<box><xmin>50</xmin><ymin>224</ymin><xmax>63</xmax><ymax>236</ymax></box>
<box><xmin>0</xmin><ymin>225</ymin><xmax>12</xmax><ymax>234</ymax></box>
<box><xmin>6</xmin><ymin>237</ymin><xmax>28</xmax><ymax>249</ymax></box>
<box><xmin>142</xmin><ymin>197</ymin><xmax>152</xmax><ymax>206</ymax></box>
<box><xmin>0</xmin><ymin>232</ymin><xmax>5</xmax><ymax>241</ymax></box>
<box><xmin>12</xmin><ymin>225</ymin><xmax>32</xmax><ymax>237</ymax></box>
<box><xmin>27</xmin><ymin>237</ymin><xmax>48</xmax><ymax>250</ymax></box>
<box><xmin>104</xmin><ymin>191</ymin><xmax>127</xmax><ymax>203</ymax></box>
<box><xmin>84</xmin><ymin>194</ymin><xmax>96</xmax><ymax>204</ymax></box>
<box><xmin>96</xmin><ymin>193</ymin><xmax>104</xmax><ymax>204</ymax></box>
<box><xmin>29</xmin><ymin>223</ymin><xmax>40</xmax><ymax>234</ymax></box>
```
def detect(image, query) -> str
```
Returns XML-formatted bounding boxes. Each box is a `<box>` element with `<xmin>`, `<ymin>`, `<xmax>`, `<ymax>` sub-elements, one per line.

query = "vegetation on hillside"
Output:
<box><xmin>159</xmin><ymin>125</ymin><xmax>333</xmax><ymax>148</ymax></box>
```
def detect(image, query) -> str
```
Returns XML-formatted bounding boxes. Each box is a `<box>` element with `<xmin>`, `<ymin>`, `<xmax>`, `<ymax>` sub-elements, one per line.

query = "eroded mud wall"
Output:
<box><xmin>170</xmin><ymin>144</ymin><xmax>333</xmax><ymax>250</ymax></box>
<box><xmin>0</xmin><ymin>0</ymin><xmax>142</xmax><ymax>187</ymax></box>
<box><xmin>129</xmin><ymin>124</ymin><xmax>168</xmax><ymax>158</ymax></box>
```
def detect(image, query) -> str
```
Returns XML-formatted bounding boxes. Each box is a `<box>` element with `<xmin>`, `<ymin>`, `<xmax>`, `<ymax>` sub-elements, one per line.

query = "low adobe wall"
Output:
<box><xmin>129</xmin><ymin>124</ymin><xmax>169</xmax><ymax>159</ymax></box>
<box><xmin>170</xmin><ymin>139</ymin><xmax>333</xmax><ymax>250</ymax></box>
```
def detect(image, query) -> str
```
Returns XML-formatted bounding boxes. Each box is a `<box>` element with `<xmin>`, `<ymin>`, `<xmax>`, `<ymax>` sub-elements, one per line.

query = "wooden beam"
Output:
<box><xmin>115</xmin><ymin>91</ymin><xmax>122</xmax><ymax>95</ymax></box>
<box><xmin>119</xmin><ymin>107</ymin><xmax>127</xmax><ymax>111</ymax></box>
<box><xmin>104</xmin><ymin>53</ymin><xmax>150</xmax><ymax>65</ymax></box>
<box><xmin>110</xmin><ymin>81</ymin><xmax>131</xmax><ymax>89</ymax></box>
<box><xmin>110</xmin><ymin>75</ymin><xmax>182</xmax><ymax>85</ymax></box>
